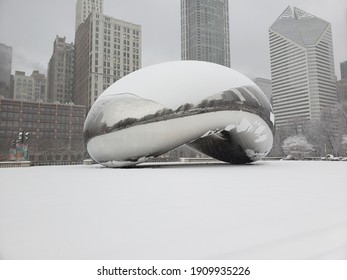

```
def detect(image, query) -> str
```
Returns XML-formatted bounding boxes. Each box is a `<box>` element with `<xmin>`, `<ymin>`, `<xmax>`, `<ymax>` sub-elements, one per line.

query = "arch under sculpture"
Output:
<box><xmin>84</xmin><ymin>61</ymin><xmax>275</xmax><ymax>167</ymax></box>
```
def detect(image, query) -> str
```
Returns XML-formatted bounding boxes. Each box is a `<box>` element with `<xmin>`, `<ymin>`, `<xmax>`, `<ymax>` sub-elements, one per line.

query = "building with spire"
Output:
<box><xmin>181</xmin><ymin>0</ymin><xmax>230</xmax><ymax>67</ymax></box>
<box><xmin>269</xmin><ymin>6</ymin><xmax>337</xmax><ymax>127</ymax></box>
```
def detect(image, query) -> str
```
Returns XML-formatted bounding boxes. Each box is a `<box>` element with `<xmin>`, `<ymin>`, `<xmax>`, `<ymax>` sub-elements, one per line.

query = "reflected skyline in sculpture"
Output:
<box><xmin>84</xmin><ymin>61</ymin><xmax>275</xmax><ymax>167</ymax></box>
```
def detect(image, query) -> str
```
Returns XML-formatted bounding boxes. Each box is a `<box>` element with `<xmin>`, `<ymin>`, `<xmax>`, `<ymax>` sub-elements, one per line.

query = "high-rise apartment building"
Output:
<box><xmin>74</xmin><ymin>12</ymin><xmax>141</xmax><ymax>110</ymax></box>
<box><xmin>47</xmin><ymin>36</ymin><xmax>74</xmax><ymax>103</ymax></box>
<box><xmin>181</xmin><ymin>0</ymin><xmax>230</xmax><ymax>67</ymax></box>
<box><xmin>269</xmin><ymin>6</ymin><xmax>337</xmax><ymax>126</ymax></box>
<box><xmin>340</xmin><ymin>61</ymin><xmax>347</xmax><ymax>80</ymax></box>
<box><xmin>13</xmin><ymin>70</ymin><xmax>47</xmax><ymax>102</ymax></box>
<box><xmin>254</xmin><ymin>77</ymin><xmax>272</xmax><ymax>103</ymax></box>
<box><xmin>75</xmin><ymin>0</ymin><xmax>103</xmax><ymax>31</ymax></box>
<box><xmin>339</xmin><ymin>61</ymin><xmax>347</xmax><ymax>105</ymax></box>
<box><xmin>337</xmin><ymin>79</ymin><xmax>347</xmax><ymax>104</ymax></box>
<box><xmin>0</xmin><ymin>43</ymin><xmax>12</xmax><ymax>99</ymax></box>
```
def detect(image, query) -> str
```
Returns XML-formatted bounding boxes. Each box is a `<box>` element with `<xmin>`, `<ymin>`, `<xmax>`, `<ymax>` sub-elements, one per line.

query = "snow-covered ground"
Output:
<box><xmin>0</xmin><ymin>161</ymin><xmax>346</xmax><ymax>260</ymax></box>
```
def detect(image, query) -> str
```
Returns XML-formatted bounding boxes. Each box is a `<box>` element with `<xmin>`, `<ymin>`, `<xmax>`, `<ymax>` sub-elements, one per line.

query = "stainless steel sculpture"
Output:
<box><xmin>84</xmin><ymin>61</ymin><xmax>275</xmax><ymax>167</ymax></box>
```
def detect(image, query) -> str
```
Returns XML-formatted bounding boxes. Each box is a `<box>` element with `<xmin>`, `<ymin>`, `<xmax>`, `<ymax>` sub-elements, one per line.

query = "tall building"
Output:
<box><xmin>13</xmin><ymin>70</ymin><xmax>47</xmax><ymax>102</ymax></box>
<box><xmin>0</xmin><ymin>43</ymin><xmax>12</xmax><ymax>99</ymax></box>
<box><xmin>340</xmin><ymin>61</ymin><xmax>347</xmax><ymax>80</ymax></box>
<box><xmin>47</xmin><ymin>36</ymin><xmax>74</xmax><ymax>103</ymax></box>
<box><xmin>254</xmin><ymin>77</ymin><xmax>272</xmax><ymax>103</ymax></box>
<box><xmin>269</xmin><ymin>6</ymin><xmax>337</xmax><ymax>126</ymax></box>
<box><xmin>337</xmin><ymin>79</ymin><xmax>347</xmax><ymax>104</ymax></box>
<box><xmin>75</xmin><ymin>0</ymin><xmax>103</xmax><ymax>31</ymax></box>
<box><xmin>74</xmin><ymin>12</ymin><xmax>141</xmax><ymax>110</ymax></box>
<box><xmin>181</xmin><ymin>0</ymin><xmax>230</xmax><ymax>67</ymax></box>
<box><xmin>339</xmin><ymin>61</ymin><xmax>347</xmax><ymax>105</ymax></box>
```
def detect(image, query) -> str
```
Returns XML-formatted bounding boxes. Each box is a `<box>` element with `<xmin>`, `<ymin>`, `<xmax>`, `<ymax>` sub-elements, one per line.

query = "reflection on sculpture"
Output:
<box><xmin>84</xmin><ymin>61</ymin><xmax>275</xmax><ymax>167</ymax></box>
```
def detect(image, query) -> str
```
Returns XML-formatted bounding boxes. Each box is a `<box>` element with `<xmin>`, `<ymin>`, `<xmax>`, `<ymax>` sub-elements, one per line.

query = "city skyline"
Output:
<box><xmin>0</xmin><ymin>0</ymin><xmax>346</xmax><ymax>80</ymax></box>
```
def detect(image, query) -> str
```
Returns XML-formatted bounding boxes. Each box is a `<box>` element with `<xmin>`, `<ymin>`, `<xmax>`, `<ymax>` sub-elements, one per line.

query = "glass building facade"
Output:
<box><xmin>181</xmin><ymin>0</ymin><xmax>230</xmax><ymax>67</ymax></box>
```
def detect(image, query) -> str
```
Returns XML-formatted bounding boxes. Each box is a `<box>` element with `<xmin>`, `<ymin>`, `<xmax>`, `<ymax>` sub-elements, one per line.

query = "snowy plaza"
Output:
<box><xmin>0</xmin><ymin>160</ymin><xmax>346</xmax><ymax>260</ymax></box>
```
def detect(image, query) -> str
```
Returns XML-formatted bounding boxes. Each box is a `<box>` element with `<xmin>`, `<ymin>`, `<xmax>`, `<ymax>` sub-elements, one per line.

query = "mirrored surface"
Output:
<box><xmin>84</xmin><ymin>61</ymin><xmax>275</xmax><ymax>167</ymax></box>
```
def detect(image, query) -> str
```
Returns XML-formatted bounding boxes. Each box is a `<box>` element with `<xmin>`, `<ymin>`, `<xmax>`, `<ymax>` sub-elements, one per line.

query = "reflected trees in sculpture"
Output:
<box><xmin>84</xmin><ymin>61</ymin><xmax>275</xmax><ymax>167</ymax></box>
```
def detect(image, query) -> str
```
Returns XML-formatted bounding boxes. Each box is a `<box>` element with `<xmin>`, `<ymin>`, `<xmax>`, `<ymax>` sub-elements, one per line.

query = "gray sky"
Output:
<box><xmin>0</xmin><ymin>0</ymin><xmax>346</xmax><ymax>79</ymax></box>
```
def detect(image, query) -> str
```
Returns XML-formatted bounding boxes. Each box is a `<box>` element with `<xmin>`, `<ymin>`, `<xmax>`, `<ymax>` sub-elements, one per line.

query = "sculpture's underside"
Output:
<box><xmin>84</xmin><ymin>61</ymin><xmax>275</xmax><ymax>167</ymax></box>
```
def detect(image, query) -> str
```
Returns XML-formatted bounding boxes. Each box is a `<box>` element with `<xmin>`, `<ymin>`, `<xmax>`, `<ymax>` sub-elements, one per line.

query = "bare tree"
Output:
<box><xmin>282</xmin><ymin>135</ymin><xmax>314</xmax><ymax>159</ymax></box>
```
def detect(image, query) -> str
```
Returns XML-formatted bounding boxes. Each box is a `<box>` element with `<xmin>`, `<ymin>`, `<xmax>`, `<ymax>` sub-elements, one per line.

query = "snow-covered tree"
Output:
<box><xmin>282</xmin><ymin>135</ymin><xmax>314</xmax><ymax>159</ymax></box>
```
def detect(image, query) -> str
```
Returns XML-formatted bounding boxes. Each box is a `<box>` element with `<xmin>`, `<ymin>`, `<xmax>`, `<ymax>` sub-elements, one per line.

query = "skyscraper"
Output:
<box><xmin>0</xmin><ymin>43</ymin><xmax>12</xmax><ymax>99</ymax></box>
<box><xmin>47</xmin><ymin>36</ymin><xmax>74</xmax><ymax>103</ymax></box>
<box><xmin>75</xmin><ymin>0</ymin><xmax>103</xmax><ymax>31</ymax></box>
<box><xmin>74</xmin><ymin>12</ymin><xmax>141</xmax><ymax>110</ymax></box>
<box><xmin>181</xmin><ymin>0</ymin><xmax>230</xmax><ymax>67</ymax></box>
<box><xmin>340</xmin><ymin>61</ymin><xmax>347</xmax><ymax>80</ymax></box>
<box><xmin>338</xmin><ymin>61</ymin><xmax>347</xmax><ymax>105</ymax></box>
<box><xmin>254</xmin><ymin>77</ymin><xmax>272</xmax><ymax>103</ymax></box>
<box><xmin>269</xmin><ymin>6</ymin><xmax>337</xmax><ymax>127</ymax></box>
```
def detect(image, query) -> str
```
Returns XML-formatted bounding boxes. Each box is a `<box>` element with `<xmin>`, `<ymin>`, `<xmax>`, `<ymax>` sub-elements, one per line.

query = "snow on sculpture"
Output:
<box><xmin>84</xmin><ymin>61</ymin><xmax>275</xmax><ymax>167</ymax></box>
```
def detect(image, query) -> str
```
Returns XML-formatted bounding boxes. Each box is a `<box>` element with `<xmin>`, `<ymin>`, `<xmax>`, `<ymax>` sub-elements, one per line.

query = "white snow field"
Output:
<box><xmin>0</xmin><ymin>161</ymin><xmax>346</xmax><ymax>260</ymax></box>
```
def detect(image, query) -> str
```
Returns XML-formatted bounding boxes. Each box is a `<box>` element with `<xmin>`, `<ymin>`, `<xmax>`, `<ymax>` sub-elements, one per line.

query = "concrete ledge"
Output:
<box><xmin>179</xmin><ymin>157</ymin><xmax>221</xmax><ymax>163</ymax></box>
<box><xmin>83</xmin><ymin>159</ymin><xmax>95</xmax><ymax>165</ymax></box>
<box><xmin>0</xmin><ymin>161</ymin><xmax>31</xmax><ymax>168</ymax></box>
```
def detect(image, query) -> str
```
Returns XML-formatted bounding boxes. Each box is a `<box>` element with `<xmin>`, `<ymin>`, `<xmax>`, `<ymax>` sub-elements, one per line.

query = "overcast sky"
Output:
<box><xmin>0</xmin><ymin>0</ymin><xmax>346</xmax><ymax>79</ymax></box>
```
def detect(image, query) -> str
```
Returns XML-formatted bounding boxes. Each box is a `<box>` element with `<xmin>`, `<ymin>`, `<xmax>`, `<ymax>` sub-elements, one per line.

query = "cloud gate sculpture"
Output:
<box><xmin>84</xmin><ymin>61</ymin><xmax>275</xmax><ymax>167</ymax></box>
